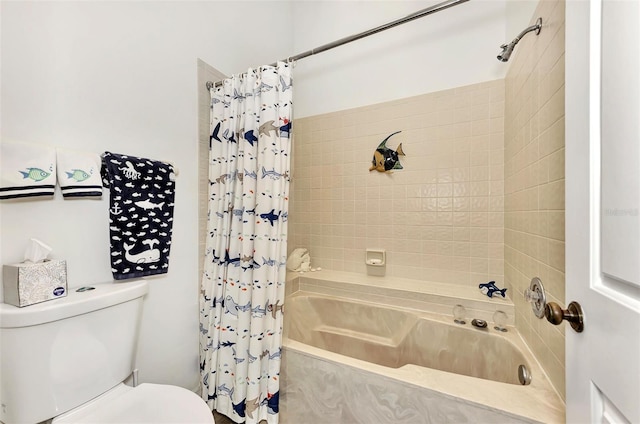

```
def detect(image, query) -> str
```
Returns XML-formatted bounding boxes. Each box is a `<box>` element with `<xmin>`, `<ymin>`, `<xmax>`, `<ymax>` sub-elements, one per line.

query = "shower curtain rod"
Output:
<box><xmin>205</xmin><ymin>0</ymin><xmax>470</xmax><ymax>90</ymax></box>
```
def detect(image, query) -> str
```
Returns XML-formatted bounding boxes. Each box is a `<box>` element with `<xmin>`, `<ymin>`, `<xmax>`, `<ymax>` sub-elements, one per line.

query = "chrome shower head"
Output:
<box><xmin>497</xmin><ymin>17</ymin><xmax>542</xmax><ymax>62</ymax></box>
<box><xmin>497</xmin><ymin>42</ymin><xmax>517</xmax><ymax>62</ymax></box>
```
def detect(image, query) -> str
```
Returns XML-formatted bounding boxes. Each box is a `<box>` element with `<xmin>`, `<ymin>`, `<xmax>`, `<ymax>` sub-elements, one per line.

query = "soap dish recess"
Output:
<box><xmin>365</xmin><ymin>249</ymin><xmax>385</xmax><ymax>266</ymax></box>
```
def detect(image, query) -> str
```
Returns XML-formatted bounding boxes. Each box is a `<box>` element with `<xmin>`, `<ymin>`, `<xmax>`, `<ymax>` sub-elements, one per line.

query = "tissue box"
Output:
<box><xmin>2</xmin><ymin>260</ymin><xmax>67</xmax><ymax>307</ymax></box>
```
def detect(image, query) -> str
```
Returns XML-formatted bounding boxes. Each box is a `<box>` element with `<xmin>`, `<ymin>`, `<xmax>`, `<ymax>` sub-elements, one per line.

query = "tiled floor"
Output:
<box><xmin>213</xmin><ymin>411</ymin><xmax>236</xmax><ymax>424</ymax></box>
<box><xmin>213</xmin><ymin>411</ymin><xmax>268</xmax><ymax>424</ymax></box>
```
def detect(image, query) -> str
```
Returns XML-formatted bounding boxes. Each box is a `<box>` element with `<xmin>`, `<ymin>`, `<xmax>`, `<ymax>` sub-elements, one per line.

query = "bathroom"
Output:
<box><xmin>1</xmin><ymin>0</ymin><xmax>638</xmax><ymax>423</ymax></box>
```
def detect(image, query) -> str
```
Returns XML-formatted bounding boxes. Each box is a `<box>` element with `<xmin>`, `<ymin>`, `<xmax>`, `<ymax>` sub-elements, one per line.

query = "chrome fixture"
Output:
<box><xmin>517</xmin><ymin>364</ymin><xmax>532</xmax><ymax>385</ymax></box>
<box><xmin>207</xmin><ymin>0</ymin><xmax>470</xmax><ymax>89</ymax></box>
<box><xmin>497</xmin><ymin>17</ymin><xmax>542</xmax><ymax>62</ymax></box>
<box><xmin>545</xmin><ymin>301</ymin><xmax>585</xmax><ymax>333</ymax></box>
<box><xmin>471</xmin><ymin>318</ymin><xmax>488</xmax><ymax>329</ymax></box>
<box><xmin>525</xmin><ymin>276</ymin><xmax>585</xmax><ymax>332</ymax></box>
<box><xmin>524</xmin><ymin>277</ymin><xmax>547</xmax><ymax>318</ymax></box>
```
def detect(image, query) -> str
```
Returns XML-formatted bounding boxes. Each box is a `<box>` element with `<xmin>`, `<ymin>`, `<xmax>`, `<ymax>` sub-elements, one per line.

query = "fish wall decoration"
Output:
<box><xmin>369</xmin><ymin>131</ymin><xmax>405</xmax><ymax>173</ymax></box>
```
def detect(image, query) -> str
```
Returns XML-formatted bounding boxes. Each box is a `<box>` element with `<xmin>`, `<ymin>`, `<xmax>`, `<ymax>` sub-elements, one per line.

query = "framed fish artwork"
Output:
<box><xmin>369</xmin><ymin>131</ymin><xmax>405</xmax><ymax>173</ymax></box>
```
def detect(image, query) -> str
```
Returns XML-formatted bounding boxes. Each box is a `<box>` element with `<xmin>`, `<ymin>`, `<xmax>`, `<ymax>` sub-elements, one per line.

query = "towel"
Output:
<box><xmin>101</xmin><ymin>152</ymin><xmax>176</xmax><ymax>280</ymax></box>
<box><xmin>0</xmin><ymin>140</ymin><xmax>56</xmax><ymax>200</ymax></box>
<box><xmin>56</xmin><ymin>148</ymin><xmax>103</xmax><ymax>198</ymax></box>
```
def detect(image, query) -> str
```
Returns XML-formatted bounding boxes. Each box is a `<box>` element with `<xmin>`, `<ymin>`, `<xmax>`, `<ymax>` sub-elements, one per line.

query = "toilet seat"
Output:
<box><xmin>52</xmin><ymin>383</ymin><xmax>215</xmax><ymax>424</ymax></box>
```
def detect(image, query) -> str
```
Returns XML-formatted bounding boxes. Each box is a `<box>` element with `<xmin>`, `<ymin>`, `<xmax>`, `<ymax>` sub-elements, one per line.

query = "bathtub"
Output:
<box><xmin>280</xmin><ymin>271</ymin><xmax>564</xmax><ymax>424</ymax></box>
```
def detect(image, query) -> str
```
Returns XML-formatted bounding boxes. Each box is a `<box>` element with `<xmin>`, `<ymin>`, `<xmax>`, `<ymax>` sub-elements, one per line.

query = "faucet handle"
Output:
<box><xmin>524</xmin><ymin>277</ymin><xmax>547</xmax><ymax>318</ymax></box>
<box><xmin>524</xmin><ymin>288</ymin><xmax>540</xmax><ymax>302</ymax></box>
<box><xmin>453</xmin><ymin>304</ymin><xmax>466</xmax><ymax>325</ymax></box>
<box><xmin>493</xmin><ymin>310</ymin><xmax>508</xmax><ymax>332</ymax></box>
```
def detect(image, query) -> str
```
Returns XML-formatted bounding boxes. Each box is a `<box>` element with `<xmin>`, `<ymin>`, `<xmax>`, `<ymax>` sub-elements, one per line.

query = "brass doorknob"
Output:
<box><xmin>544</xmin><ymin>301</ymin><xmax>584</xmax><ymax>333</ymax></box>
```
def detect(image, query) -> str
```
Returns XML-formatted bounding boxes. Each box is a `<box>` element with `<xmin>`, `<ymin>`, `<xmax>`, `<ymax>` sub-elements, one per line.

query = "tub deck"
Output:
<box><xmin>287</xmin><ymin>293</ymin><xmax>530</xmax><ymax>385</ymax></box>
<box><xmin>282</xmin><ymin>270</ymin><xmax>565</xmax><ymax>424</ymax></box>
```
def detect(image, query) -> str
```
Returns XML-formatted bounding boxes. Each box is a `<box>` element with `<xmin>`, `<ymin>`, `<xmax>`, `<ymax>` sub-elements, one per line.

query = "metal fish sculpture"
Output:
<box><xmin>369</xmin><ymin>131</ymin><xmax>405</xmax><ymax>172</ymax></box>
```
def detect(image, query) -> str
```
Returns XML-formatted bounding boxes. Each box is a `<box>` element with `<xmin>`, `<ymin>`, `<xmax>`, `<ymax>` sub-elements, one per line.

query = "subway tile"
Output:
<box><xmin>452</xmin><ymin>212</ymin><xmax>470</xmax><ymax>227</ymax></box>
<box><xmin>472</xmin><ymin>119</ymin><xmax>491</xmax><ymax>136</ymax></box>
<box><xmin>470</xmin><ymin>181</ymin><xmax>490</xmax><ymax>196</ymax></box>
<box><xmin>548</xmin><ymin>147</ymin><xmax>565</xmax><ymax>182</ymax></box>
<box><xmin>437</xmin><ymin>198</ymin><xmax>453</xmax><ymax>212</ymax></box>
<box><xmin>472</xmin><ymin>104</ymin><xmax>491</xmax><ymax>121</ymax></box>
<box><xmin>437</xmin><ymin>183</ymin><xmax>453</xmax><ymax>197</ymax></box>
<box><xmin>453</xmin><ymin>182</ymin><xmax>469</xmax><ymax>197</ymax></box>
<box><xmin>453</xmin><ymin>197</ymin><xmax>470</xmax><ymax>212</ymax></box>
<box><xmin>472</xmin><ymin>87</ymin><xmax>492</xmax><ymax>105</ymax></box>
<box><xmin>470</xmin><ymin>258</ymin><xmax>489</xmax><ymax>273</ymax></box>
<box><xmin>471</xmin><ymin>196</ymin><xmax>489</xmax><ymax>211</ymax></box>
<box><xmin>490</xmin><ymin>101</ymin><xmax>505</xmax><ymax>119</ymax></box>
<box><xmin>453</xmin><ymin>226</ymin><xmax>470</xmax><ymax>241</ymax></box>
<box><xmin>470</xmin><ymin>166</ymin><xmax>490</xmax><ymax>181</ymax></box>
<box><xmin>488</xmin><ymin>228</ymin><xmax>504</xmax><ymax>243</ymax></box>
<box><xmin>453</xmin><ymin>151</ymin><xmax>471</xmax><ymax>168</ymax></box>
<box><xmin>420</xmin><ymin>198</ymin><xmax>437</xmax><ymax>212</ymax></box>
<box><xmin>469</xmin><ymin>227</ymin><xmax>489</xmax><ymax>242</ymax></box>
<box><xmin>436</xmin><ymin>212</ymin><xmax>453</xmax><ymax>226</ymax></box>
<box><xmin>470</xmin><ymin>150</ymin><xmax>490</xmax><ymax>167</ymax></box>
<box><xmin>454</xmin><ymin>106</ymin><xmax>473</xmax><ymax>123</ymax></box>
<box><xmin>539</xmin><ymin>179</ymin><xmax>565</xmax><ymax>210</ymax></box>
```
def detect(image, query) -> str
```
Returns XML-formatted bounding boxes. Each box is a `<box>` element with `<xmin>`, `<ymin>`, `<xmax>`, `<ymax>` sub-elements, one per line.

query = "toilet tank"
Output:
<box><xmin>0</xmin><ymin>280</ymin><xmax>149</xmax><ymax>424</ymax></box>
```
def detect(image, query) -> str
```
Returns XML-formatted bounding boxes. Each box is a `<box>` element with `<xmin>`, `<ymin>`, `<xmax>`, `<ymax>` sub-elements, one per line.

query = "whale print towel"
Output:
<box><xmin>56</xmin><ymin>148</ymin><xmax>103</xmax><ymax>198</ymax></box>
<box><xmin>101</xmin><ymin>152</ymin><xmax>176</xmax><ymax>280</ymax></box>
<box><xmin>0</xmin><ymin>140</ymin><xmax>56</xmax><ymax>200</ymax></box>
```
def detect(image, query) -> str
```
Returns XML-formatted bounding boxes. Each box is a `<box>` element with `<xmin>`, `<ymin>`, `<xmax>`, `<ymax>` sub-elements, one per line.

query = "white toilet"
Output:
<box><xmin>0</xmin><ymin>280</ymin><xmax>214</xmax><ymax>424</ymax></box>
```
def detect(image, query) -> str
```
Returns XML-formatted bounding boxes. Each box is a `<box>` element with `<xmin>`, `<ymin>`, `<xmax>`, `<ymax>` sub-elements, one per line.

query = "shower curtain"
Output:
<box><xmin>199</xmin><ymin>62</ymin><xmax>292</xmax><ymax>424</ymax></box>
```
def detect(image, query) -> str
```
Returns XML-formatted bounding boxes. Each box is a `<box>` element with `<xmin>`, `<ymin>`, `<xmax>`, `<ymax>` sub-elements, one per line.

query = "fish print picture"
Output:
<box><xmin>369</xmin><ymin>131</ymin><xmax>406</xmax><ymax>173</ymax></box>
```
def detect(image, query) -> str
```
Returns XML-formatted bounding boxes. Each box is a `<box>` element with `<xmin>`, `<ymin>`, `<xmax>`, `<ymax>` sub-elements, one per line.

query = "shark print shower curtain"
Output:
<box><xmin>199</xmin><ymin>62</ymin><xmax>292</xmax><ymax>424</ymax></box>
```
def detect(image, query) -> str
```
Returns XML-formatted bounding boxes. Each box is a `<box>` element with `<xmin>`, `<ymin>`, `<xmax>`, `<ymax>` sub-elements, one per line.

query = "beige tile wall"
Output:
<box><xmin>289</xmin><ymin>79</ymin><xmax>505</xmax><ymax>286</ymax></box>
<box><xmin>504</xmin><ymin>0</ymin><xmax>566</xmax><ymax>400</ymax></box>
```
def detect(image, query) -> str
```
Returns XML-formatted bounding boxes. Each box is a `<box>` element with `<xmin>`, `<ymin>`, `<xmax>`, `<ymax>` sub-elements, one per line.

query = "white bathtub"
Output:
<box><xmin>280</xmin><ymin>271</ymin><xmax>564</xmax><ymax>424</ymax></box>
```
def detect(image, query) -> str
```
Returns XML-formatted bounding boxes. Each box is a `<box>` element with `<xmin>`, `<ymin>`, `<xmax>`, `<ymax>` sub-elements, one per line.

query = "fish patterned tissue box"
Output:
<box><xmin>2</xmin><ymin>260</ymin><xmax>67</xmax><ymax>307</ymax></box>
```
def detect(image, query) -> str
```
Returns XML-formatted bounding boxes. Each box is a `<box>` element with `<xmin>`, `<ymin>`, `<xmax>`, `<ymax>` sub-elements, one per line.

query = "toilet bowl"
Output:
<box><xmin>0</xmin><ymin>280</ymin><xmax>214</xmax><ymax>424</ymax></box>
<box><xmin>53</xmin><ymin>383</ymin><xmax>214</xmax><ymax>424</ymax></box>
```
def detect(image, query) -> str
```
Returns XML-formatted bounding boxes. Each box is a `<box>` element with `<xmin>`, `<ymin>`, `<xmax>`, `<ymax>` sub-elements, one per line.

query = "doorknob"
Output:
<box><xmin>545</xmin><ymin>301</ymin><xmax>584</xmax><ymax>333</ymax></box>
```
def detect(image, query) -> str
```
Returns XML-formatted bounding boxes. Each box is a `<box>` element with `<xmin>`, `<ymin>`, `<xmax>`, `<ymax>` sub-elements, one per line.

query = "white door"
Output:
<box><xmin>565</xmin><ymin>1</ymin><xmax>640</xmax><ymax>423</ymax></box>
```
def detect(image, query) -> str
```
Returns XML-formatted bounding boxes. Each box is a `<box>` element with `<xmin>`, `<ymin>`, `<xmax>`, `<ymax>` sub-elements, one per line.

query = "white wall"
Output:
<box><xmin>506</xmin><ymin>0</ymin><xmax>539</xmax><ymax>41</ymax></box>
<box><xmin>0</xmin><ymin>1</ymin><xmax>292</xmax><ymax>390</ymax></box>
<box><xmin>291</xmin><ymin>0</ymin><xmax>508</xmax><ymax>118</ymax></box>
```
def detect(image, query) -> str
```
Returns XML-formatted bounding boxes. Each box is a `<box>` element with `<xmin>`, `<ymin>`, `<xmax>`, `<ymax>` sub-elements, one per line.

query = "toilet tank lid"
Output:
<box><xmin>0</xmin><ymin>280</ymin><xmax>149</xmax><ymax>328</ymax></box>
